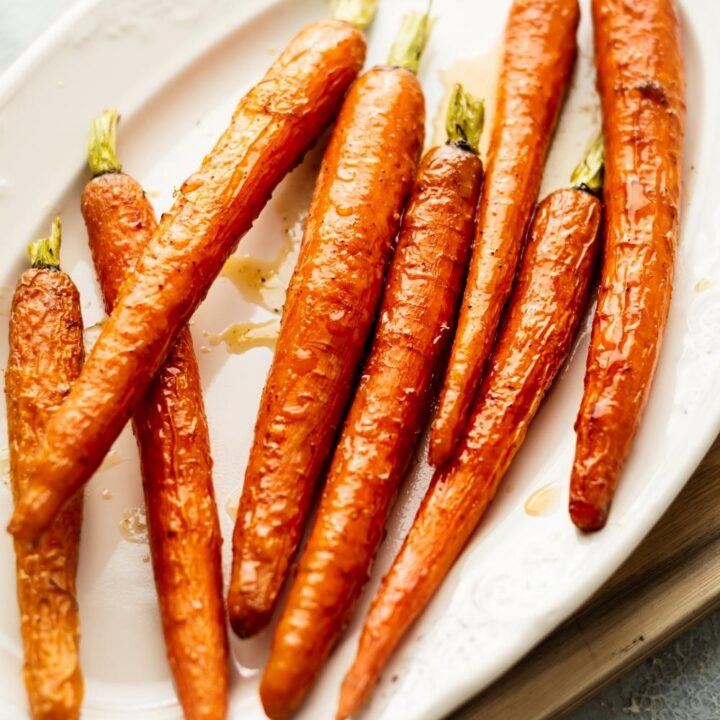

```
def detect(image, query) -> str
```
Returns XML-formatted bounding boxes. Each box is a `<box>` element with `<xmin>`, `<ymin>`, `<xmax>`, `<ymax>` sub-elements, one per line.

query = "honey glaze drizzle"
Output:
<box><xmin>212</xmin><ymin>205</ymin><xmax>307</xmax><ymax>356</ymax></box>
<box><xmin>221</xmin><ymin>210</ymin><xmax>306</xmax><ymax>315</ymax></box>
<box><xmin>209</xmin><ymin>318</ymin><xmax>281</xmax><ymax>354</ymax></box>
<box><xmin>524</xmin><ymin>483</ymin><xmax>560</xmax><ymax>517</ymax></box>
<box><xmin>118</xmin><ymin>506</ymin><xmax>148</xmax><ymax>544</ymax></box>
<box><xmin>99</xmin><ymin>448</ymin><xmax>123</xmax><ymax>472</ymax></box>
<box><xmin>225</xmin><ymin>492</ymin><xmax>241</xmax><ymax>520</ymax></box>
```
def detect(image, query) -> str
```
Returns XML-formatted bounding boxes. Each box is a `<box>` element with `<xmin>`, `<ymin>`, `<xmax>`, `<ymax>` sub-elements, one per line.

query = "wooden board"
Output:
<box><xmin>451</xmin><ymin>434</ymin><xmax>720</xmax><ymax>719</ymax></box>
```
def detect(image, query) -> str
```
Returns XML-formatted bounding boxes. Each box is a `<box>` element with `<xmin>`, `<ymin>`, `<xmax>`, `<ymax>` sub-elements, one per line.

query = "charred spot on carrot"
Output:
<box><xmin>636</xmin><ymin>79</ymin><xmax>669</xmax><ymax>105</ymax></box>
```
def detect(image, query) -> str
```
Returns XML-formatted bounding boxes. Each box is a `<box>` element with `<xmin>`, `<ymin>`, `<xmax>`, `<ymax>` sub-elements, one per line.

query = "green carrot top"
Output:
<box><xmin>87</xmin><ymin>108</ymin><xmax>122</xmax><ymax>177</ymax></box>
<box><xmin>387</xmin><ymin>11</ymin><xmax>435</xmax><ymax>73</ymax></box>
<box><xmin>445</xmin><ymin>84</ymin><xmax>484</xmax><ymax>155</ymax></box>
<box><xmin>28</xmin><ymin>216</ymin><xmax>62</xmax><ymax>271</ymax></box>
<box><xmin>333</xmin><ymin>0</ymin><xmax>379</xmax><ymax>30</ymax></box>
<box><xmin>570</xmin><ymin>133</ymin><xmax>604</xmax><ymax>196</ymax></box>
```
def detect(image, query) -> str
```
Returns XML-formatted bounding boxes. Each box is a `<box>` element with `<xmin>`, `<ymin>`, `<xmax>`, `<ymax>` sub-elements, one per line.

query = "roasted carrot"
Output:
<box><xmin>429</xmin><ymin>0</ymin><xmax>579</xmax><ymax>468</ymax></box>
<box><xmin>260</xmin><ymin>85</ymin><xmax>484</xmax><ymax>720</ymax></box>
<box><xmin>9</xmin><ymin>18</ymin><xmax>366</xmax><ymax>542</ymax></box>
<box><xmin>81</xmin><ymin>110</ymin><xmax>228</xmax><ymax>720</ymax></box>
<box><xmin>228</xmin><ymin>12</ymin><xmax>431</xmax><ymax>640</ymax></box>
<box><xmin>338</xmin><ymin>143</ymin><xmax>604</xmax><ymax>719</ymax></box>
<box><xmin>570</xmin><ymin>0</ymin><xmax>685</xmax><ymax>531</ymax></box>
<box><xmin>5</xmin><ymin>219</ymin><xmax>84</xmax><ymax>719</ymax></box>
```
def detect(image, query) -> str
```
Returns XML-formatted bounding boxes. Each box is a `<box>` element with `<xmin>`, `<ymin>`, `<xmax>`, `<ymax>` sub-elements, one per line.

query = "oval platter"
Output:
<box><xmin>0</xmin><ymin>0</ymin><xmax>718</xmax><ymax>718</ymax></box>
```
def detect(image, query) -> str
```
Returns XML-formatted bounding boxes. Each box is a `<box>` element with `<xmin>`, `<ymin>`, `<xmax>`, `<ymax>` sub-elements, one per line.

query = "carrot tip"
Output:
<box><xmin>569</xmin><ymin>498</ymin><xmax>607</xmax><ymax>532</ymax></box>
<box><xmin>260</xmin><ymin>674</ymin><xmax>299</xmax><ymax>720</ymax></box>
<box><xmin>337</xmin><ymin>668</ymin><xmax>374</xmax><ymax>720</ymax></box>
<box><xmin>8</xmin><ymin>487</ymin><xmax>49</xmax><ymax>541</ymax></box>
<box><xmin>427</xmin><ymin>435</ymin><xmax>449</xmax><ymax>469</ymax></box>
<box><xmin>336</xmin><ymin>693</ymin><xmax>362</xmax><ymax>720</ymax></box>
<box><xmin>7</xmin><ymin>512</ymin><xmax>26</xmax><ymax>539</ymax></box>
<box><xmin>228</xmin><ymin>601</ymin><xmax>272</xmax><ymax>639</ymax></box>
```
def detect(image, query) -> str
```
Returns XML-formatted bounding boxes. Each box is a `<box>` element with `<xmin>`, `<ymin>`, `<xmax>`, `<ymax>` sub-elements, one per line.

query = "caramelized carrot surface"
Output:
<box><xmin>10</xmin><ymin>19</ymin><xmax>366</xmax><ymax>542</ymax></box>
<box><xmin>570</xmin><ymin>0</ymin><xmax>685</xmax><ymax>531</ymax></box>
<box><xmin>228</xmin><ymin>62</ymin><xmax>426</xmax><ymax>641</ymax></box>
<box><xmin>6</xmin><ymin>221</ymin><xmax>84</xmax><ymax>719</ymax></box>
<box><xmin>260</xmin><ymin>128</ymin><xmax>483</xmax><ymax>718</ymax></box>
<box><xmin>82</xmin><ymin>114</ymin><xmax>228</xmax><ymax>719</ymax></box>
<box><xmin>429</xmin><ymin>0</ymin><xmax>579</xmax><ymax>468</ymax></box>
<box><xmin>339</xmin><ymin>186</ymin><xmax>602</xmax><ymax>719</ymax></box>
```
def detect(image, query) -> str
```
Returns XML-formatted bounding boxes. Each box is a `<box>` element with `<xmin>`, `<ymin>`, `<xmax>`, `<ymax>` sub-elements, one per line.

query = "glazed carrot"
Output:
<box><xmin>570</xmin><ymin>0</ymin><xmax>685</xmax><ymax>531</ymax></box>
<box><xmin>260</xmin><ymin>85</ymin><xmax>484</xmax><ymax>720</ymax></box>
<box><xmin>5</xmin><ymin>219</ymin><xmax>84</xmax><ymax>719</ymax></box>
<box><xmin>9</xmin><ymin>18</ymin><xmax>366</xmax><ymax>542</ymax></box>
<box><xmin>429</xmin><ymin>0</ymin><xmax>579</xmax><ymax>468</ymax></box>
<box><xmin>338</xmin><ymin>143</ymin><xmax>604</xmax><ymax>719</ymax></box>
<box><xmin>228</xmin><ymin>12</ymin><xmax>431</xmax><ymax>640</ymax></box>
<box><xmin>81</xmin><ymin>111</ymin><xmax>228</xmax><ymax>720</ymax></box>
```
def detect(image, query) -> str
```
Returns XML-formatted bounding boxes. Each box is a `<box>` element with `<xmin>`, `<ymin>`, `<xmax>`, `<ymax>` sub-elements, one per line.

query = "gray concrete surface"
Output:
<box><xmin>1</xmin><ymin>1</ymin><xmax>715</xmax><ymax>718</ymax></box>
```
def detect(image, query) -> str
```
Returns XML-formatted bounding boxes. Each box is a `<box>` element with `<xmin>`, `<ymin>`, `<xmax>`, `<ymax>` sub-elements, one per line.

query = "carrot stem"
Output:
<box><xmin>333</xmin><ymin>0</ymin><xmax>379</xmax><ymax>29</ymax></box>
<box><xmin>387</xmin><ymin>11</ymin><xmax>435</xmax><ymax>73</ymax></box>
<box><xmin>28</xmin><ymin>217</ymin><xmax>62</xmax><ymax>270</ymax></box>
<box><xmin>87</xmin><ymin>108</ymin><xmax>122</xmax><ymax>177</ymax></box>
<box><xmin>570</xmin><ymin>132</ymin><xmax>604</xmax><ymax>195</ymax></box>
<box><xmin>445</xmin><ymin>83</ymin><xmax>484</xmax><ymax>154</ymax></box>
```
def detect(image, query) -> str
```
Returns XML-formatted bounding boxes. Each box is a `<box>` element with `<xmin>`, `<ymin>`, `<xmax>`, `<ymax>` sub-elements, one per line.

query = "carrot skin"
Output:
<box><xmin>9</xmin><ymin>19</ymin><xmax>366</xmax><ymax>542</ymax></box>
<box><xmin>429</xmin><ymin>0</ymin><xmax>579</xmax><ymax>468</ymax></box>
<box><xmin>260</xmin><ymin>144</ymin><xmax>483</xmax><ymax>719</ymax></box>
<box><xmin>6</xmin><ymin>266</ymin><xmax>84</xmax><ymax>719</ymax></box>
<box><xmin>570</xmin><ymin>0</ymin><xmax>685</xmax><ymax>531</ymax></box>
<box><xmin>228</xmin><ymin>65</ymin><xmax>425</xmax><ymax>640</ymax></box>
<box><xmin>82</xmin><ymin>171</ymin><xmax>228</xmax><ymax>720</ymax></box>
<box><xmin>339</xmin><ymin>188</ymin><xmax>602</xmax><ymax>719</ymax></box>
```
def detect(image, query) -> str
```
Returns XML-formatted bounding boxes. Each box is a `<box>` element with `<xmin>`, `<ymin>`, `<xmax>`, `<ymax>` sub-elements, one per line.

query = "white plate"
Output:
<box><xmin>0</xmin><ymin>0</ymin><xmax>718</xmax><ymax>718</ymax></box>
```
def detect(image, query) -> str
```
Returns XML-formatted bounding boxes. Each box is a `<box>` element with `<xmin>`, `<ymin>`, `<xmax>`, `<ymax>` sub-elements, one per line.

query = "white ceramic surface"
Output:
<box><xmin>0</xmin><ymin>1</ymin><xmax>717</xmax><ymax>718</ymax></box>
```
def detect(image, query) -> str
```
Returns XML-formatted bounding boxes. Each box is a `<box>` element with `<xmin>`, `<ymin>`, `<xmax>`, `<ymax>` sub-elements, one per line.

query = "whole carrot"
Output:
<box><xmin>81</xmin><ymin>110</ymin><xmax>228</xmax><ymax>720</ymax></box>
<box><xmin>339</xmin><ymin>143</ymin><xmax>604</xmax><ymax>719</ymax></box>
<box><xmin>570</xmin><ymin>0</ymin><xmax>685</xmax><ymax>531</ymax></box>
<box><xmin>228</xmin><ymin>12</ymin><xmax>431</xmax><ymax>640</ymax></box>
<box><xmin>429</xmin><ymin>0</ymin><xmax>579</xmax><ymax>468</ymax></box>
<box><xmin>5</xmin><ymin>219</ymin><xmax>84</xmax><ymax>719</ymax></box>
<box><xmin>260</xmin><ymin>85</ymin><xmax>484</xmax><ymax>720</ymax></box>
<box><xmin>9</xmin><ymin>17</ymin><xmax>366</xmax><ymax>542</ymax></box>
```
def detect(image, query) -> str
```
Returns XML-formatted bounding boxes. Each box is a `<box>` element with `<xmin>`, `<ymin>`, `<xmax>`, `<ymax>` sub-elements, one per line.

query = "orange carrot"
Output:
<box><xmin>9</xmin><ymin>18</ymin><xmax>366</xmax><ymax>542</ymax></box>
<box><xmin>82</xmin><ymin>111</ymin><xmax>228</xmax><ymax>720</ymax></box>
<box><xmin>570</xmin><ymin>0</ymin><xmax>685</xmax><ymax>531</ymax></box>
<box><xmin>227</xmin><ymin>12</ymin><xmax>432</xmax><ymax>640</ymax></box>
<box><xmin>338</xmin><ymin>141</ymin><xmax>604</xmax><ymax>719</ymax></box>
<box><xmin>260</xmin><ymin>85</ymin><xmax>484</xmax><ymax>720</ymax></box>
<box><xmin>6</xmin><ymin>219</ymin><xmax>84</xmax><ymax>719</ymax></box>
<box><xmin>429</xmin><ymin>0</ymin><xmax>579</xmax><ymax>468</ymax></box>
